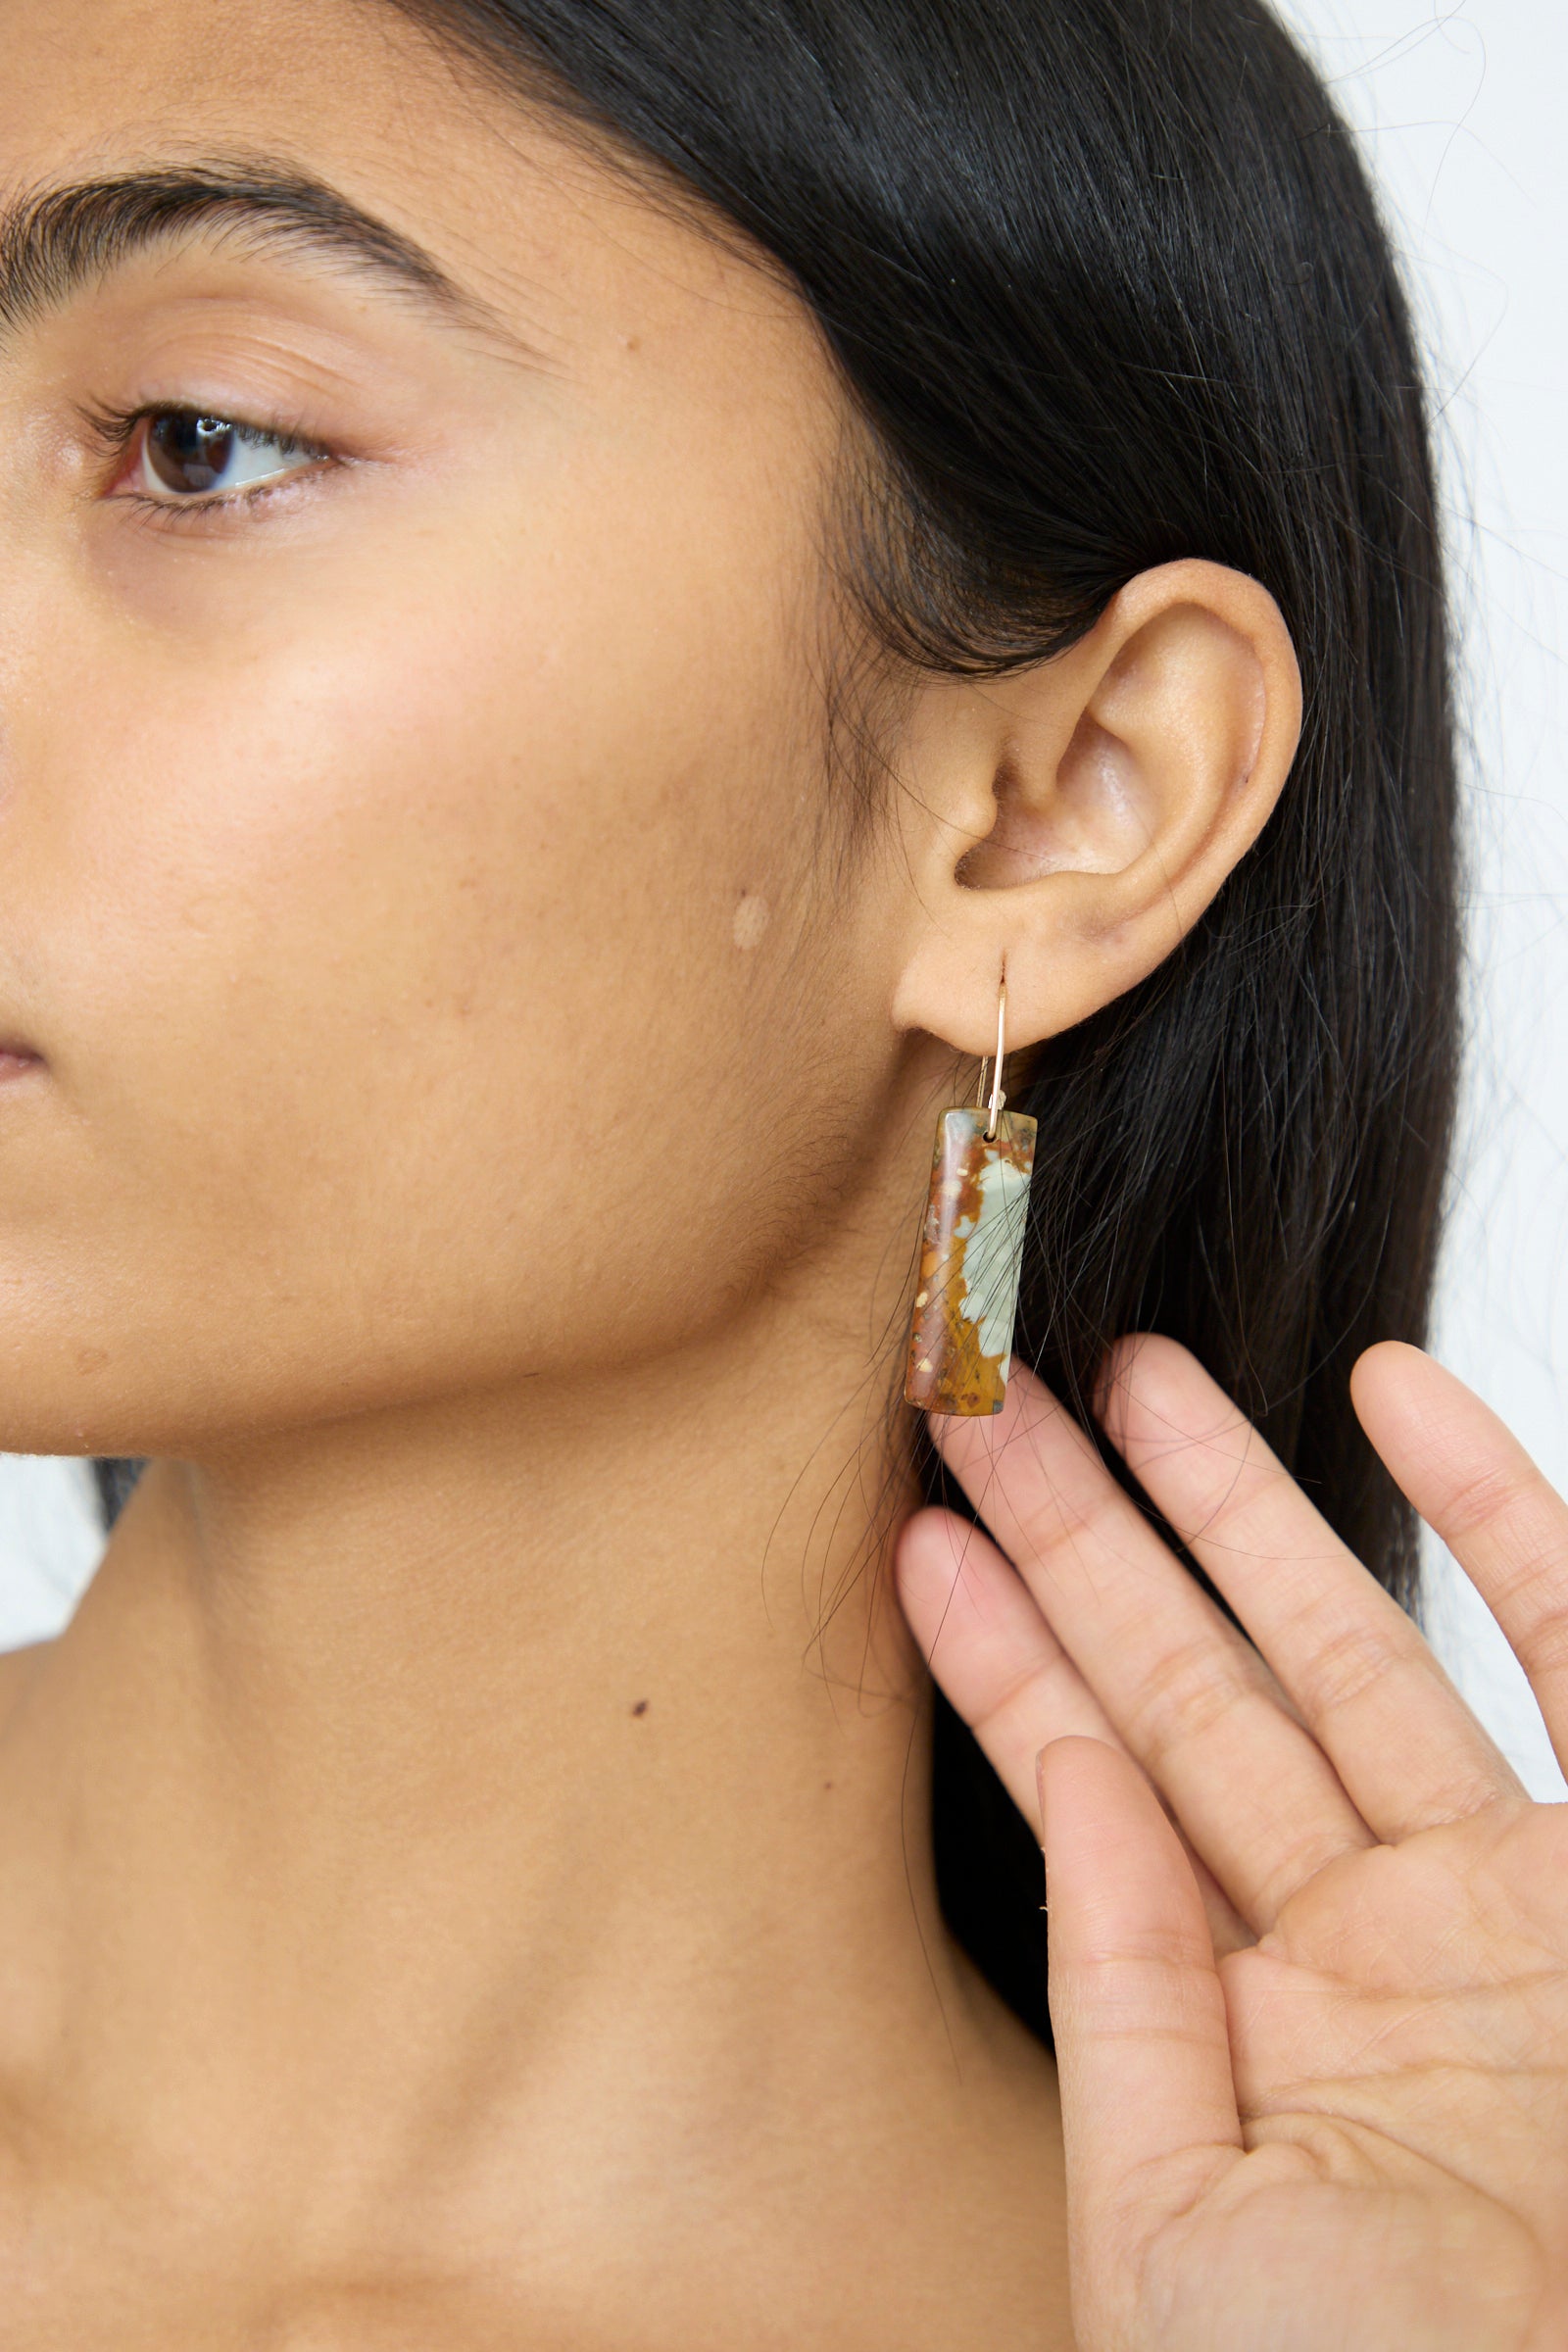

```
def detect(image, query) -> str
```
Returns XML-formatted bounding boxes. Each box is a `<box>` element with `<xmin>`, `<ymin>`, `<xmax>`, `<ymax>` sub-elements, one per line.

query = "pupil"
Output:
<box><xmin>146</xmin><ymin>414</ymin><xmax>234</xmax><ymax>495</ymax></box>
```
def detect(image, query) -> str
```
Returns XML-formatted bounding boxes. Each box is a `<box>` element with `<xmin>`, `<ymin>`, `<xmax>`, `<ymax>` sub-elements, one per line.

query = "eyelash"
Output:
<box><xmin>79</xmin><ymin>401</ymin><xmax>340</xmax><ymax>523</ymax></box>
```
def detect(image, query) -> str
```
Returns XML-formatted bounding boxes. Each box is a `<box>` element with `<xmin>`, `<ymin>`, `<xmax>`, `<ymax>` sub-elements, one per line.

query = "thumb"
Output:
<box><xmin>1041</xmin><ymin>1737</ymin><xmax>1243</xmax><ymax>2322</ymax></box>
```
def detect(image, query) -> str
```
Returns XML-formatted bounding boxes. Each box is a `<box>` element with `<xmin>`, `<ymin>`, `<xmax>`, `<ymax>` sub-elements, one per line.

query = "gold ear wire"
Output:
<box><xmin>974</xmin><ymin>970</ymin><xmax>1007</xmax><ymax>1135</ymax></box>
<box><xmin>985</xmin><ymin>975</ymin><xmax>1007</xmax><ymax>1142</ymax></box>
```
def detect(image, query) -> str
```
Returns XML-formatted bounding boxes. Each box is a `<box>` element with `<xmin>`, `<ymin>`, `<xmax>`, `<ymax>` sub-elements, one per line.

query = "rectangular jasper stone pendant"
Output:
<box><xmin>904</xmin><ymin>1105</ymin><xmax>1037</xmax><ymax>1415</ymax></box>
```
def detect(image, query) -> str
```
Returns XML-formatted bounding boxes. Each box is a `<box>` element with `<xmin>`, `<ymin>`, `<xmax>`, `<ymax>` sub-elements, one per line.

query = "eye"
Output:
<box><xmin>121</xmin><ymin>410</ymin><xmax>327</xmax><ymax>502</ymax></box>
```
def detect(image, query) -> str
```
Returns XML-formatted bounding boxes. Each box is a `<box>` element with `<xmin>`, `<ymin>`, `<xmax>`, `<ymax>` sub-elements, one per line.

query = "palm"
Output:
<box><xmin>896</xmin><ymin>1341</ymin><xmax>1568</xmax><ymax>2350</ymax></box>
<box><xmin>1166</xmin><ymin>1811</ymin><xmax>1568</xmax><ymax>2351</ymax></box>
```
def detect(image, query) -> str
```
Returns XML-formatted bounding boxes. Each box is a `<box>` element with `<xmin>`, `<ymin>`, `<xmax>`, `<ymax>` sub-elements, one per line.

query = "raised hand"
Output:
<box><xmin>896</xmin><ymin>1339</ymin><xmax>1568</xmax><ymax>2352</ymax></box>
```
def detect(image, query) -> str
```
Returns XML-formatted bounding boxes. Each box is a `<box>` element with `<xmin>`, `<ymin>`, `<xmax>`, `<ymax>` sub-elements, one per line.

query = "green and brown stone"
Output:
<box><xmin>904</xmin><ymin>1106</ymin><xmax>1037</xmax><ymax>1416</ymax></box>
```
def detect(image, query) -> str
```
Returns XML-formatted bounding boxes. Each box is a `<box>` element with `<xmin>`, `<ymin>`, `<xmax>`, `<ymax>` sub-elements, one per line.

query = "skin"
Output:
<box><xmin>1</xmin><ymin>0</ymin><xmax>1564</xmax><ymax>2345</ymax></box>
<box><xmin>899</xmin><ymin>1346</ymin><xmax>1568</xmax><ymax>2349</ymax></box>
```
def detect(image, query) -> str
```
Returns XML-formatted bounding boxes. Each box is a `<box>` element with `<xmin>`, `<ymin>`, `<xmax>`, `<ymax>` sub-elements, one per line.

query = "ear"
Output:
<box><xmin>888</xmin><ymin>560</ymin><xmax>1301</xmax><ymax>1055</ymax></box>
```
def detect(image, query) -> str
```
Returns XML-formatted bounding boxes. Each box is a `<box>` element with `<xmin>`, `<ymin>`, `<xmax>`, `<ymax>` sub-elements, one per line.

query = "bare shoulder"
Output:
<box><xmin>0</xmin><ymin>1641</ymin><xmax>52</xmax><ymax>1735</ymax></box>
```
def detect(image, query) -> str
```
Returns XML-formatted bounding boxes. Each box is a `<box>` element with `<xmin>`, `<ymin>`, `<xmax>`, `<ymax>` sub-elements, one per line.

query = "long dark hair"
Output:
<box><xmin>97</xmin><ymin>0</ymin><xmax>1460</xmax><ymax>2050</ymax></box>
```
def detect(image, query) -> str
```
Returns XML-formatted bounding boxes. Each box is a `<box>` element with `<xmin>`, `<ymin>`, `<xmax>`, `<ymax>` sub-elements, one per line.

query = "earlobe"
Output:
<box><xmin>890</xmin><ymin>559</ymin><xmax>1301</xmax><ymax>1056</ymax></box>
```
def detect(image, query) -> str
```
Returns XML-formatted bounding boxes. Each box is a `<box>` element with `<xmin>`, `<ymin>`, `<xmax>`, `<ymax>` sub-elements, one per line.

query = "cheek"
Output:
<box><xmin>0</xmin><ymin>510</ymin><xmax>835</xmax><ymax>1451</ymax></box>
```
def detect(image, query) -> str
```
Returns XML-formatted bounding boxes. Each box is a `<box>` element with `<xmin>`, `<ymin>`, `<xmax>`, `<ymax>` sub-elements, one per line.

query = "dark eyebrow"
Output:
<box><xmin>0</xmin><ymin>158</ymin><xmax>478</xmax><ymax>331</ymax></box>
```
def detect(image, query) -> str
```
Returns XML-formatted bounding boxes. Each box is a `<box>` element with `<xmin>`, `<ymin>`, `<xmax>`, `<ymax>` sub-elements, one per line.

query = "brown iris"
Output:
<box><xmin>143</xmin><ymin>414</ymin><xmax>239</xmax><ymax>496</ymax></box>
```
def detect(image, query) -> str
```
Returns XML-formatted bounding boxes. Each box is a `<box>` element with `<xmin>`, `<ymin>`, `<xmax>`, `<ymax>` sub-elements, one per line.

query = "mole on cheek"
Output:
<box><xmin>732</xmin><ymin>893</ymin><xmax>770</xmax><ymax>951</ymax></box>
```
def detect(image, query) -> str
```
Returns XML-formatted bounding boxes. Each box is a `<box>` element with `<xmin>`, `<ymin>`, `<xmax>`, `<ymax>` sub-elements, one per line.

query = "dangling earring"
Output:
<box><xmin>904</xmin><ymin>973</ymin><xmax>1037</xmax><ymax>1416</ymax></box>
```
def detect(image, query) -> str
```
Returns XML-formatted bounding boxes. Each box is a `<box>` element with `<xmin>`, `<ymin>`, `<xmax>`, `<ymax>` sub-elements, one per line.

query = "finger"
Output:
<box><xmin>896</xmin><ymin>1505</ymin><xmax>1124</xmax><ymax>1803</ymax></box>
<box><xmin>895</xmin><ymin>1508</ymin><xmax>1252</xmax><ymax>1956</ymax></box>
<box><xmin>1099</xmin><ymin>1335</ymin><xmax>1526</xmax><ymax>1839</ymax></box>
<box><xmin>1041</xmin><ymin>1735</ymin><xmax>1242</xmax><ymax>2319</ymax></box>
<box><xmin>931</xmin><ymin>1372</ymin><xmax>1373</xmax><ymax>1934</ymax></box>
<box><xmin>1351</xmin><ymin>1342</ymin><xmax>1568</xmax><ymax>1778</ymax></box>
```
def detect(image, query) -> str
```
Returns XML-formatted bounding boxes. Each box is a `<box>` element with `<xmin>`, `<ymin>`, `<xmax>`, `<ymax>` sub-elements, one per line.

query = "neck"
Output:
<box><xmin>0</xmin><ymin>1239</ymin><xmax>1013</xmax><ymax>2251</ymax></box>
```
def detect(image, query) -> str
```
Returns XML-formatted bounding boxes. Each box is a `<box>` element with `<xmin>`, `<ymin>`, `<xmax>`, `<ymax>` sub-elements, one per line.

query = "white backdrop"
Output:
<box><xmin>2</xmin><ymin>0</ymin><xmax>1566</xmax><ymax>1793</ymax></box>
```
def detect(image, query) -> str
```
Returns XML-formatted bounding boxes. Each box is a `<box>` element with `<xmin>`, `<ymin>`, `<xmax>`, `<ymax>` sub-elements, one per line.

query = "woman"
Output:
<box><xmin>2</xmin><ymin>0</ymin><xmax>1565</xmax><ymax>2342</ymax></box>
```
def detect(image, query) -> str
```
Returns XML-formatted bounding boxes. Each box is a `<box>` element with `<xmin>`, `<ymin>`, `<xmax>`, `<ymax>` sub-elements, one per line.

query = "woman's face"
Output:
<box><xmin>0</xmin><ymin>0</ymin><xmax>899</xmax><ymax>1453</ymax></box>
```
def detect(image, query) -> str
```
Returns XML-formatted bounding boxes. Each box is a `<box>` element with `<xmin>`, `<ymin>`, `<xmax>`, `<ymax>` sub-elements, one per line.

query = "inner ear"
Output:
<box><xmin>954</xmin><ymin>708</ymin><xmax>1153</xmax><ymax>892</ymax></box>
